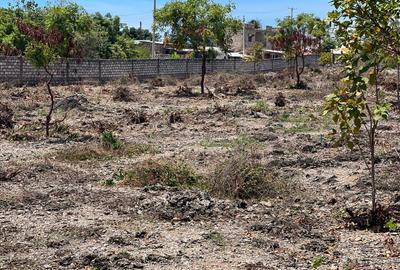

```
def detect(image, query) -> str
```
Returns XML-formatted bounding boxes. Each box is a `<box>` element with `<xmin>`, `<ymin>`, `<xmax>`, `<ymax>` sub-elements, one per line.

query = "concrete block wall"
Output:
<box><xmin>0</xmin><ymin>55</ymin><xmax>319</xmax><ymax>85</ymax></box>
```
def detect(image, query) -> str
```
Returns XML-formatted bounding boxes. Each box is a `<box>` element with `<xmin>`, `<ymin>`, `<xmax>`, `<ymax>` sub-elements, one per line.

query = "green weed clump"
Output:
<box><xmin>384</xmin><ymin>218</ymin><xmax>400</xmax><ymax>232</ymax></box>
<box><xmin>102</xmin><ymin>131</ymin><xmax>123</xmax><ymax>150</ymax></box>
<box><xmin>310</xmin><ymin>255</ymin><xmax>325</xmax><ymax>269</ymax></box>
<box><xmin>123</xmin><ymin>160</ymin><xmax>201</xmax><ymax>188</ymax></box>
<box><xmin>252</xmin><ymin>100</ymin><xmax>271</xmax><ymax>114</ymax></box>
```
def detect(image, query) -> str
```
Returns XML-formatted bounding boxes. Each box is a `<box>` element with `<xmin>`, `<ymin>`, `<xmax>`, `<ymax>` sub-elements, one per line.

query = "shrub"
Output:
<box><xmin>0</xmin><ymin>103</ymin><xmax>14</xmax><ymax>129</ymax></box>
<box><xmin>102</xmin><ymin>169</ymin><xmax>126</xmax><ymax>186</ymax></box>
<box><xmin>310</xmin><ymin>256</ymin><xmax>325</xmax><ymax>269</ymax></box>
<box><xmin>101</xmin><ymin>131</ymin><xmax>123</xmax><ymax>150</ymax></box>
<box><xmin>274</xmin><ymin>92</ymin><xmax>286</xmax><ymax>107</ymax></box>
<box><xmin>384</xmin><ymin>218</ymin><xmax>400</xmax><ymax>232</ymax></box>
<box><xmin>175</xmin><ymin>84</ymin><xmax>195</xmax><ymax>97</ymax></box>
<box><xmin>123</xmin><ymin>160</ymin><xmax>200</xmax><ymax>188</ymax></box>
<box><xmin>209</xmin><ymin>148</ymin><xmax>294</xmax><ymax>200</ymax></box>
<box><xmin>113</xmin><ymin>86</ymin><xmax>134</xmax><ymax>102</ymax></box>
<box><xmin>289</xmin><ymin>81</ymin><xmax>308</xmax><ymax>90</ymax></box>
<box><xmin>252</xmin><ymin>100</ymin><xmax>270</xmax><ymax>113</ymax></box>
<box><xmin>169</xmin><ymin>111</ymin><xmax>183</xmax><ymax>124</ymax></box>
<box><xmin>150</xmin><ymin>78</ymin><xmax>165</xmax><ymax>88</ymax></box>
<box><xmin>126</xmin><ymin>109</ymin><xmax>148</xmax><ymax>124</ymax></box>
<box><xmin>319</xmin><ymin>52</ymin><xmax>332</xmax><ymax>66</ymax></box>
<box><xmin>234</xmin><ymin>78</ymin><xmax>257</xmax><ymax>95</ymax></box>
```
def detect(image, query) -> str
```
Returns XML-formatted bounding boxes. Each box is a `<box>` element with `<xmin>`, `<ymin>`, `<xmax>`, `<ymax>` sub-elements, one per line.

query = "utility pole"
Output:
<box><xmin>289</xmin><ymin>7</ymin><xmax>295</xmax><ymax>20</ymax></box>
<box><xmin>242</xmin><ymin>16</ymin><xmax>246</xmax><ymax>56</ymax></box>
<box><xmin>152</xmin><ymin>0</ymin><xmax>156</xmax><ymax>59</ymax></box>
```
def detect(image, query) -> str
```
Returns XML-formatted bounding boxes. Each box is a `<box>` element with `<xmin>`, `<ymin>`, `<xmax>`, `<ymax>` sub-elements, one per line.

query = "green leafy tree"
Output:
<box><xmin>244</xmin><ymin>41</ymin><xmax>264</xmax><ymax>63</ymax></box>
<box><xmin>110</xmin><ymin>34</ymin><xmax>150</xmax><ymax>59</ymax></box>
<box><xmin>17</xmin><ymin>20</ymin><xmax>65</xmax><ymax>137</ymax></box>
<box><xmin>0</xmin><ymin>1</ymin><xmax>154</xmax><ymax>60</ymax></box>
<box><xmin>121</xmin><ymin>25</ymin><xmax>160</xmax><ymax>41</ymax></box>
<box><xmin>324</xmin><ymin>0</ymin><xmax>399</xmax><ymax>222</ymax></box>
<box><xmin>269</xmin><ymin>13</ymin><xmax>325</xmax><ymax>88</ymax></box>
<box><xmin>0</xmin><ymin>0</ymin><xmax>43</xmax><ymax>54</ymax></box>
<box><xmin>155</xmin><ymin>0</ymin><xmax>242</xmax><ymax>94</ymax></box>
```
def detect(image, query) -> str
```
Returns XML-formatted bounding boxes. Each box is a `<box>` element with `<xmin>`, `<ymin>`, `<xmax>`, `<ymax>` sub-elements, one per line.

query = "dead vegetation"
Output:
<box><xmin>55</xmin><ymin>132</ymin><xmax>155</xmax><ymax>161</ymax></box>
<box><xmin>112</xmin><ymin>86</ymin><xmax>135</xmax><ymax>102</ymax></box>
<box><xmin>0</xmin><ymin>103</ymin><xmax>14</xmax><ymax>129</ymax></box>
<box><xmin>209</xmin><ymin>147</ymin><xmax>297</xmax><ymax>200</ymax></box>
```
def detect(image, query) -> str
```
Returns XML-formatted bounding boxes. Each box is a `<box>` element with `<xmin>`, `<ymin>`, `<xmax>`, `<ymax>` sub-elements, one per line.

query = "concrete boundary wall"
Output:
<box><xmin>0</xmin><ymin>55</ymin><xmax>319</xmax><ymax>85</ymax></box>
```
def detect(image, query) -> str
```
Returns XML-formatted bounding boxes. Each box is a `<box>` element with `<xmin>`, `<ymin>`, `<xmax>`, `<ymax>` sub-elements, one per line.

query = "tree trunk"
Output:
<box><xmin>201</xmin><ymin>53</ymin><xmax>206</xmax><ymax>94</ymax></box>
<box><xmin>370</xmin><ymin>126</ymin><xmax>377</xmax><ymax>222</ymax></box>
<box><xmin>397</xmin><ymin>63</ymin><xmax>399</xmax><ymax>104</ymax></box>
<box><xmin>375</xmin><ymin>64</ymin><xmax>380</xmax><ymax>103</ymax></box>
<box><xmin>295</xmin><ymin>56</ymin><xmax>300</xmax><ymax>86</ymax></box>
<box><xmin>44</xmin><ymin>67</ymin><xmax>54</xmax><ymax>137</ymax></box>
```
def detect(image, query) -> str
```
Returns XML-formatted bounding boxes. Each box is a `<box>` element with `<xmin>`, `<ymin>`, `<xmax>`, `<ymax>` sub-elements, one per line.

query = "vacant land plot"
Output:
<box><xmin>0</xmin><ymin>67</ymin><xmax>399</xmax><ymax>270</ymax></box>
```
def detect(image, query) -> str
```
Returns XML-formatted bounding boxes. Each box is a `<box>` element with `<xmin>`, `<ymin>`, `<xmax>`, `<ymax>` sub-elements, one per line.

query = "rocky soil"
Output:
<box><xmin>0</xmin><ymin>68</ymin><xmax>399</xmax><ymax>270</ymax></box>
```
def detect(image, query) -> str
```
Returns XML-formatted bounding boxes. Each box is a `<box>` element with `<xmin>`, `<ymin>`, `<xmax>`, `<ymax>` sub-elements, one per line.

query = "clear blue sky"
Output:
<box><xmin>3</xmin><ymin>0</ymin><xmax>333</xmax><ymax>29</ymax></box>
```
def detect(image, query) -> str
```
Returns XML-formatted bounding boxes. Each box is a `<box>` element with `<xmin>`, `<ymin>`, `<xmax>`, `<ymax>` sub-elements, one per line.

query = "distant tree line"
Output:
<box><xmin>0</xmin><ymin>0</ymin><xmax>156</xmax><ymax>59</ymax></box>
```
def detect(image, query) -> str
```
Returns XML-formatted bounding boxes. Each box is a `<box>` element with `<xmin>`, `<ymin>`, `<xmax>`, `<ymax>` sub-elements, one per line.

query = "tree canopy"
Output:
<box><xmin>269</xmin><ymin>13</ymin><xmax>326</xmax><ymax>88</ymax></box>
<box><xmin>155</xmin><ymin>0</ymin><xmax>242</xmax><ymax>93</ymax></box>
<box><xmin>0</xmin><ymin>1</ymin><xmax>152</xmax><ymax>59</ymax></box>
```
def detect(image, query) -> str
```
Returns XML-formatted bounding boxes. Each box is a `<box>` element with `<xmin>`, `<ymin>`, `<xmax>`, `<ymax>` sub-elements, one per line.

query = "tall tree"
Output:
<box><xmin>155</xmin><ymin>0</ymin><xmax>242</xmax><ymax>94</ymax></box>
<box><xmin>269</xmin><ymin>13</ymin><xmax>325</xmax><ymax>88</ymax></box>
<box><xmin>324</xmin><ymin>0</ymin><xmax>399</xmax><ymax>223</ymax></box>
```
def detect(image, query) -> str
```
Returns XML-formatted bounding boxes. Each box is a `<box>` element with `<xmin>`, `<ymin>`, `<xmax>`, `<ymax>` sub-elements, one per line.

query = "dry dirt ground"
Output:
<box><xmin>0</xmin><ymin>67</ymin><xmax>399</xmax><ymax>270</ymax></box>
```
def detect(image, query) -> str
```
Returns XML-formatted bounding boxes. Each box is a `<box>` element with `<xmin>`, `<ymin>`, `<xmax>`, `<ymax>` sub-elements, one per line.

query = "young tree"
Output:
<box><xmin>269</xmin><ymin>13</ymin><xmax>325</xmax><ymax>88</ymax></box>
<box><xmin>244</xmin><ymin>42</ymin><xmax>264</xmax><ymax>63</ymax></box>
<box><xmin>17</xmin><ymin>20</ymin><xmax>64</xmax><ymax>137</ymax></box>
<box><xmin>324</xmin><ymin>0</ymin><xmax>400</xmax><ymax>223</ymax></box>
<box><xmin>155</xmin><ymin>0</ymin><xmax>242</xmax><ymax>94</ymax></box>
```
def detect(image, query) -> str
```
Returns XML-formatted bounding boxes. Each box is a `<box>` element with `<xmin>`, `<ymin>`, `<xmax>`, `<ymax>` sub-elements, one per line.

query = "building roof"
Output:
<box><xmin>263</xmin><ymin>49</ymin><xmax>284</xmax><ymax>54</ymax></box>
<box><xmin>134</xmin><ymin>40</ymin><xmax>164</xmax><ymax>45</ymax></box>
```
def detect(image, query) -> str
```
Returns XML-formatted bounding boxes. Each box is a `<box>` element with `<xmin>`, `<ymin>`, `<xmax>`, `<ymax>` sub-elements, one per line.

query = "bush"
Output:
<box><xmin>234</xmin><ymin>78</ymin><xmax>257</xmax><ymax>95</ymax></box>
<box><xmin>289</xmin><ymin>81</ymin><xmax>308</xmax><ymax>90</ymax></box>
<box><xmin>252</xmin><ymin>100</ymin><xmax>271</xmax><ymax>113</ymax></box>
<box><xmin>123</xmin><ymin>160</ymin><xmax>200</xmax><ymax>188</ymax></box>
<box><xmin>209</xmin><ymin>148</ymin><xmax>294</xmax><ymax>200</ymax></box>
<box><xmin>175</xmin><ymin>84</ymin><xmax>195</xmax><ymax>97</ymax></box>
<box><xmin>169</xmin><ymin>111</ymin><xmax>184</xmax><ymax>124</ymax></box>
<box><xmin>150</xmin><ymin>78</ymin><xmax>165</xmax><ymax>88</ymax></box>
<box><xmin>126</xmin><ymin>109</ymin><xmax>148</xmax><ymax>124</ymax></box>
<box><xmin>113</xmin><ymin>86</ymin><xmax>134</xmax><ymax>102</ymax></box>
<box><xmin>274</xmin><ymin>92</ymin><xmax>286</xmax><ymax>107</ymax></box>
<box><xmin>319</xmin><ymin>52</ymin><xmax>332</xmax><ymax>66</ymax></box>
<box><xmin>0</xmin><ymin>103</ymin><xmax>14</xmax><ymax>129</ymax></box>
<box><xmin>101</xmin><ymin>131</ymin><xmax>123</xmax><ymax>150</ymax></box>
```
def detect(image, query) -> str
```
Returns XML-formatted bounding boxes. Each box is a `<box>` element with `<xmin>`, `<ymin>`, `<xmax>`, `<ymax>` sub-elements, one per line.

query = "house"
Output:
<box><xmin>231</xmin><ymin>23</ymin><xmax>279</xmax><ymax>58</ymax></box>
<box><xmin>134</xmin><ymin>40</ymin><xmax>174</xmax><ymax>57</ymax></box>
<box><xmin>262</xmin><ymin>49</ymin><xmax>284</xmax><ymax>59</ymax></box>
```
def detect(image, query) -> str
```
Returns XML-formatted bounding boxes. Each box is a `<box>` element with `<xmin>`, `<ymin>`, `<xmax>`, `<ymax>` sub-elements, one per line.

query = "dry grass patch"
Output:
<box><xmin>57</xmin><ymin>142</ymin><xmax>154</xmax><ymax>162</ymax></box>
<box><xmin>56</xmin><ymin>142</ymin><xmax>155</xmax><ymax>162</ymax></box>
<box><xmin>56</xmin><ymin>132</ymin><xmax>155</xmax><ymax>162</ymax></box>
<box><xmin>209</xmin><ymin>148</ymin><xmax>296</xmax><ymax>200</ymax></box>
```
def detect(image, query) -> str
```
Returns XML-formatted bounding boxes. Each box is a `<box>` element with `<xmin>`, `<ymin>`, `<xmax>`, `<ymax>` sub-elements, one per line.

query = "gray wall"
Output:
<box><xmin>0</xmin><ymin>55</ymin><xmax>319</xmax><ymax>85</ymax></box>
